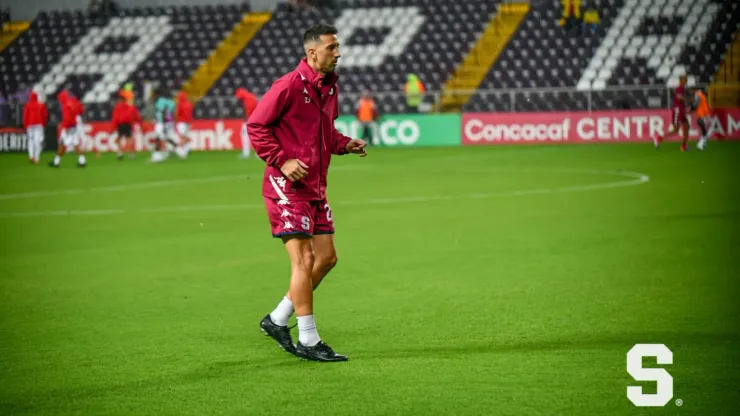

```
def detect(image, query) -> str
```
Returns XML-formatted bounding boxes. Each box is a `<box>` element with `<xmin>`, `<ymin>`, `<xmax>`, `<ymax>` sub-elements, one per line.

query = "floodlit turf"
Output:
<box><xmin>1</xmin><ymin>142</ymin><xmax>739</xmax><ymax>415</ymax></box>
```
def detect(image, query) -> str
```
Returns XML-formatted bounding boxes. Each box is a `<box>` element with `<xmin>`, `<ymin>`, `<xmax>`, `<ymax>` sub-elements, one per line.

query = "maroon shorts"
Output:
<box><xmin>672</xmin><ymin>107</ymin><xmax>688</xmax><ymax>126</ymax></box>
<box><xmin>264</xmin><ymin>197</ymin><xmax>334</xmax><ymax>238</ymax></box>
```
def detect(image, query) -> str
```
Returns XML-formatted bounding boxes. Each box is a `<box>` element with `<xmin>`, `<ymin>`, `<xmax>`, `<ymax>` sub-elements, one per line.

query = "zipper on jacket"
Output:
<box><xmin>318</xmin><ymin>89</ymin><xmax>323</xmax><ymax>200</ymax></box>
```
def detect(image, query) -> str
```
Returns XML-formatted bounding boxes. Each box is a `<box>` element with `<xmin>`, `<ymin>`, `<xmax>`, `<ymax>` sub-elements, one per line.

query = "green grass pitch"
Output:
<box><xmin>1</xmin><ymin>142</ymin><xmax>738</xmax><ymax>415</ymax></box>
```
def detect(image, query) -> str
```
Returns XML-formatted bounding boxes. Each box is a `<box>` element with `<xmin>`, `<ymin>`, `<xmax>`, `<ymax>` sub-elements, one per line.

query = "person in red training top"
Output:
<box><xmin>111</xmin><ymin>91</ymin><xmax>142</xmax><ymax>160</ymax></box>
<box><xmin>50</xmin><ymin>90</ymin><xmax>87</xmax><ymax>168</ymax></box>
<box><xmin>247</xmin><ymin>24</ymin><xmax>367</xmax><ymax>362</ymax></box>
<box><xmin>234</xmin><ymin>87</ymin><xmax>258</xmax><ymax>159</ymax></box>
<box><xmin>653</xmin><ymin>74</ymin><xmax>690</xmax><ymax>151</ymax></box>
<box><xmin>23</xmin><ymin>91</ymin><xmax>48</xmax><ymax>164</ymax></box>
<box><xmin>175</xmin><ymin>91</ymin><xmax>194</xmax><ymax>159</ymax></box>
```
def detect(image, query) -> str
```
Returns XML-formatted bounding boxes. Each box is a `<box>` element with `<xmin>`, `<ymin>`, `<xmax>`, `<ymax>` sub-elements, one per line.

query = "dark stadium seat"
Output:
<box><xmin>204</xmin><ymin>0</ymin><xmax>500</xmax><ymax>117</ymax></box>
<box><xmin>0</xmin><ymin>3</ymin><xmax>248</xmax><ymax>122</ymax></box>
<box><xmin>465</xmin><ymin>0</ymin><xmax>740</xmax><ymax>112</ymax></box>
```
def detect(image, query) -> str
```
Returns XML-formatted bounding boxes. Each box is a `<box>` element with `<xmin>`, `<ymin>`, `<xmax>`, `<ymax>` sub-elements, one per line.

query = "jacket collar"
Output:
<box><xmin>297</xmin><ymin>58</ymin><xmax>338</xmax><ymax>88</ymax></box>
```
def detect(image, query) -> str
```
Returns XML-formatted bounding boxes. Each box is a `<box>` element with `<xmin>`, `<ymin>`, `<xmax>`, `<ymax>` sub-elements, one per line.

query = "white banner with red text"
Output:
<box><xmin>461</xmin><ymin>109</ymin><xmax>740</xmax><ymax>145</ymax></box>
<box><xmin>69</xmin><ymin>119</ymin><xmax>246</xmax><ymax>152</ymax></box>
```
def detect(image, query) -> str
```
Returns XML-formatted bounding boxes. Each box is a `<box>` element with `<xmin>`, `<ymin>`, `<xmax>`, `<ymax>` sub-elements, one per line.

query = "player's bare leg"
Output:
<box><xmin>654</xmin><ymin>123</ymin><xmax>679</xmax><ymax>148</ymax></box>
<box><xmin>309</xmin><ymin>234</ymin><xmax>338</xmax><ymax>290</ymax></box>
<box><xmin>270</xmin><ymin>234</ymin><xmax>337</xmax><ymax>326</ymax></box>
<box><xmin>116</xmin><ymin>137</ymin><xmax>126</xmax><ymax>160</ymax></box>
<box><xmin>260</xmin><ymin>234</ymin><xmax>347</xmax><ymax>361</ymax></box>
<box><xmin>49</xmin><ymin>144</ymin><xmax>66</xmax><ymax>168</ymax></box>
<box><xmin>680</xmin><ymin>121</ymin><xmax>690</xmax><ymax>151</ymax></box>
<box><xmin>128</xmin><ymin>135</ymin><xmax>136</xmax><ymax>159</ymax></box>
<box><xmin>259</xmin><ymin>235</ymin><xmax>313</xmax><ymax>355</ymax></box>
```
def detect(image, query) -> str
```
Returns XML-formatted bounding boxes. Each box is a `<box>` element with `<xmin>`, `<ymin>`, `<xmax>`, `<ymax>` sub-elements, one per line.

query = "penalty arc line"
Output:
<box><xmin>0</xmin><ymin>170</ymin><xmax>650</xmax><ymax>218</ymax></box>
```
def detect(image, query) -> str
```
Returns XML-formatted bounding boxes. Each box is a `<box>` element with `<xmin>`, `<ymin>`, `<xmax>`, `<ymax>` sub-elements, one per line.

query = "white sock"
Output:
<box><xmin>269</xmin><ymin>296</ymin><xmax>294</xmax><ymax>326</ymax></box>
<box><xmin>297</xmin><ymin>315</ymin><xmax>321</xmax><ymax>347</ymax></box>
<box><xmin>78</xmin><ymin>154</ymin><xmax>86</xmax><ymax>165</ymax></box>
<box><xmin>53</xmin><ymin>154</ymin><xmax>61</xmax><ymax>165</ymax></box>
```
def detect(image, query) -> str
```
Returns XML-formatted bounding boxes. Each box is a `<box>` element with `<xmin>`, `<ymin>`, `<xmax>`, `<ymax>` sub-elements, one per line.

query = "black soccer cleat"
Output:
<box><xmin>48</xmin><ymin>161</ymin><xmax>59</xmax><ymax>168</ymax></box>
<box><xmin>296</xmin><ymin>341</ymin><xmax>348</xmax><ymax>362</ymax></box>
<box><xmin>77</xmin><ymin>162</ymin><xmax>86</xmax><ymax>168</ymax></box>
<box><xmin>259</xmin><ymin>314</ymin><xmax>297</xmax><ymax>355</ymax></box>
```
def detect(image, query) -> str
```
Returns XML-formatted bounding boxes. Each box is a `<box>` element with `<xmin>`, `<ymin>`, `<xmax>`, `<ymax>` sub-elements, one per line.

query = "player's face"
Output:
<box><xmin>311</xmin><ymin>34</ymin><xmax>341</xmax><ymax>74</ymax></box>
<box><xmin>679</xmin><ymin>76</ymin><xmax>687</xmax><ymax>85</ymax></box>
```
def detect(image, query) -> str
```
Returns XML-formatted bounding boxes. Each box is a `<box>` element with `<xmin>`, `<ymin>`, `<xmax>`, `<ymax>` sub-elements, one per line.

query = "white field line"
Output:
<box><xmin>0</xmin><ymin>175</ymin><xmax>245</xmax><ymax>201</ymax></box>
<box><xmin>0</xmin><ymin>169</ymin><xmax>649</xmax><ymax>218</ymax></box>
<box><xmin>0</xmin><ymin>165</ymin><xmax>373</xmax><ymax>202</ymax></box>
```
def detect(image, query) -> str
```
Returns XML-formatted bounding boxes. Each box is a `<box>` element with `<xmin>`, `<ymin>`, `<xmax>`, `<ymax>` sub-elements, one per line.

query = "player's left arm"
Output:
<box><xmin>330</xmin><ymin>117</ymin><xmax>366</xmax><ymax>157</ymax></box>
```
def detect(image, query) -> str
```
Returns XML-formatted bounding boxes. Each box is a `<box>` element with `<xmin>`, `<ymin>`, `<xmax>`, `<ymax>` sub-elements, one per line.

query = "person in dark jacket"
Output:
<box><xmin>248</xmin><ymin>23</ymin><xmax>367</xmax><ymax>362</ymax></box>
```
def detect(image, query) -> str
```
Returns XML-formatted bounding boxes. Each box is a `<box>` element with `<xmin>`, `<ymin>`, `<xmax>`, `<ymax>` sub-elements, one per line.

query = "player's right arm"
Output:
<box><xmin>247</xmin><ymin>79</ymin><xmax>306</xmax><ymax>181</ymax></box>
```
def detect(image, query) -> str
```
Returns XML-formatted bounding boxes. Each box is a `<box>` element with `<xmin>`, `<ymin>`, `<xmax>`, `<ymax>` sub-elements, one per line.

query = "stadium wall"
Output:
<box><xmin>3</xmin><ymin>109</ymin><xmax>739</xmax><ymax>154</ymax></box>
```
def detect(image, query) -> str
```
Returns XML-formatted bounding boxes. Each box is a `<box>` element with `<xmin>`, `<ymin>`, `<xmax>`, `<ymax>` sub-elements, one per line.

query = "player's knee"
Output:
<box><xmin>295</xmin><ymin>250</ymin><xmax>315</xmax><ymax>270</ymax></box>
<box><xmin>323</xmin><ymin>254</ymin><xmax>338</xmax><ymax>271</ymax></box>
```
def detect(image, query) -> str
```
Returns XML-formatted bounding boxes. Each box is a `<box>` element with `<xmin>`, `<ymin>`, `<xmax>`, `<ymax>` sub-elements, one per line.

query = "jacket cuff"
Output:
<box><xmin>272</xmin><ymin>150</ymin><xmax>290</xmax><ymax>169</ymax></box>
<box><xmin>336</xmin><ymin>136</ymin><xmax>352</xmax><ymax>155</ymax></box>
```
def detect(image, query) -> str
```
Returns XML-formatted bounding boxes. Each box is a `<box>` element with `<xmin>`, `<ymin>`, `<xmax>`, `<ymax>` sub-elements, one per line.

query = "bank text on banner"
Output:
<box><xmin>462</xmin><ymin>109</ymin><xmax>740</xmax><ymax>145</ymax></box>
<box><xmin>77</xmin><ymin>119</ymin><xmax>244</xmax><ymax>152</ymax></box>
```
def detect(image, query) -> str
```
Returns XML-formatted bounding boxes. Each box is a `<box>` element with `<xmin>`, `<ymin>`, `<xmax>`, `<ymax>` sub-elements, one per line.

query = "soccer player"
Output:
<box><xmin>49</xmin><ymin>90</ymin><xmax>87</xmax><ymax>168</ymax></box>
<box><xmin>653</xmin><ymin>74</ymin><xmax>690</xmax><ymax>151</ymax></box>
<box><xmin>22</xmin><ymin>91</ymin><xmax>48</xmax><ymax>164</ymax></box>
<box><xmin>151</xmin><ymin>89</ymin><xmax>178</xmax><ymax>162</ymax></box>
<box><xmin>691</xmin><ymin>87</ymin><xmax>711</xmax><ymax>151</ymax></box>
<box><xmin>175</xmin><ymin>91</ymin><xmax>193</xmax><ymax>159</ymax></box>
<box><xmin>247</xmin><ymin>24</ymin><xmax>367</xmax><ymax>362</ymax></box>
<box><xmin>111</xmin><ymin>91</ymin><xmax>142</xmax><ymax>159</ymax></box>
<box><xmin>234</xmin><ymin>87</ymin><xmax>258</xmax><ymax>159</ymax></box>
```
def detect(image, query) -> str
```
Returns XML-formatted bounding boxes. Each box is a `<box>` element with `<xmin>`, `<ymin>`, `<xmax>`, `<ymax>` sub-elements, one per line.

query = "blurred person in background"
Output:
<box><xmin>404</xmin><ymin>73</ymin><xmax>425</xmax><ymax>113</ymax></box>
<box><xmin>151</xmin><ymin>88</ymin><xmax>179</xmax><ymax>162</ymax></box>
<box><xmin>653</xmin><ymin>74</ymin><xmax>691</xmax><ymax>151</ymax></box>
<box><xmin>355</xmin><ymin>89</ymin><xmax>378</xmax><ymax>146</ymax></box>
<box><xmin>175</xmin><ymin>91</ymin><xmax>194</xmax><ymax>159</ymax></box>
<box><xmin>111</xmin><ymin>90</ymin><xmax>142</xmax><ymax>160</ymax></box>
<box><xmin>560</xmin><ymin>0</ymin><xmax>582</xmax><ymax>35</ymax></box>
<box><xmin>691</xmin><ymin>86</ymin><xmax>711</xmax><ymax>151</ymax></box>
<box><xmin>50</xmin><ymin>89</ymin><xmax>87</xmax><ymax>168</ymax></box>
<box><xmin>120</xmin><ymin>82</ymin><xmax>134</xmax><ymax>105</ymax></box>
<box><xmin>235</xmin><ymin>87</ymin><xmax>258</xmax><ymax>159</ymax></box>
<box><xmin>23</xmin><ymin>91</ymin><xmax>48</xmax><ymax>164</ymax></box>
<box><xmin>582</xmin><ymin>7</ymin><xmax>600</xmax><ymax>35</ymax></box>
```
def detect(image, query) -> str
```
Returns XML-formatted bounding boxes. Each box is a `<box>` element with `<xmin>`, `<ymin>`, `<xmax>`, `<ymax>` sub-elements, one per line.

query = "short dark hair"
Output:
<box><xmin>303</xmin><ymin>24</ymin><xmax>337</xmax><ymax>45</ymax></box>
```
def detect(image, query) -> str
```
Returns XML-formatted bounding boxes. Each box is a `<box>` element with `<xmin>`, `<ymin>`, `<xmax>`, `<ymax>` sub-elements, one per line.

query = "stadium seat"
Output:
<box><xmin>466</xmin><ymin>0</ymin><xmax>740</xmax><ymax>112</ymax></box>
<box><xmin>0</xmin><ymin>3</ymin><xmax>248</xmax><ymax>122</ymax></box>
<box><xmin>204</xmin><ymin>0</ymin><xmax>499</xmax><ymax>117</ymax></box>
